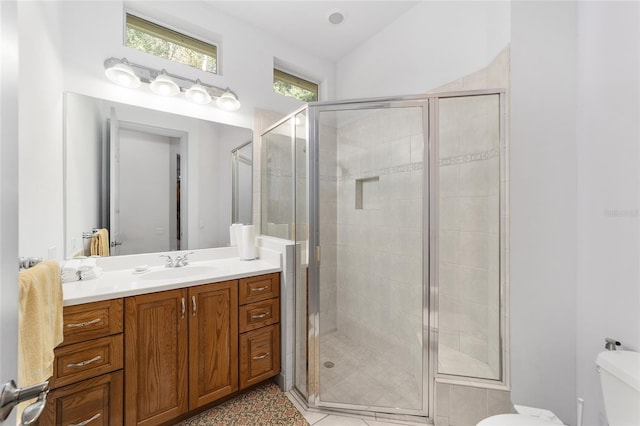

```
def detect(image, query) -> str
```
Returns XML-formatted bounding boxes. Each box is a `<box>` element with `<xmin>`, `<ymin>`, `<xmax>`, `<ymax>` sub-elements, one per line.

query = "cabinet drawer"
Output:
<box><xmin>239</xmin><ymin>324</ymin><xmax>280</xmax><ymax>389</ymax></box>
<box><xmin>239</xmin><ymin>273</ymin><xmax>280</xmax><ymax>305</ymax></box>
<box><xmin>36</xmin><ymin>370</ymin><xmax>123</xmax><ymax>426</ymax></box>
<box><xmin>239</xmin><ymin>298</ymin><xmax>279</xmax><ymax>333</ymax></box>
<box><xmin>62</xmin><ymin>299</ymin><xmax>123</xmax><ymax>346</ymax></box>
<box><xmin>51</xmin><ymin>334</ymin><xmax>123</xmax><ymax>389</ymax></box>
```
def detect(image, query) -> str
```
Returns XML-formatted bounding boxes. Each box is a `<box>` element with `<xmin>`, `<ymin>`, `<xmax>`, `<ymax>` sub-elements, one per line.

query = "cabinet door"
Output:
<box><xmin>188</xmin><ymin>281</ymin><xmax>238</xmax><ymax>410</ymax></box>
<box><xmin>239</xmin><ymin>324</ymin><xmax>280</xmax><ymax>389</ymax></box>
<box><xmin>36</xmin><ymin>370</ymin><xmax>123</xmax><ymax>426</ymax></box>
<box><xmin>125</xmin><ymin>289</ymin><xmax>188</xmax><ymax>426</ymax></box>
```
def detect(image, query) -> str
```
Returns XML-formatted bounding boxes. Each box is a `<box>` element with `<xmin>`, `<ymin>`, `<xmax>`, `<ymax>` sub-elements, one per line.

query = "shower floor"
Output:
<box><xmin>438</xmin><ymin>344</ymin><xmax>499</xmax><ymax>379</ymax></box>
<box><xmin>319</xmin><ymin>331</ymin><xmax>423</xmax><ymax>410</ymax></box>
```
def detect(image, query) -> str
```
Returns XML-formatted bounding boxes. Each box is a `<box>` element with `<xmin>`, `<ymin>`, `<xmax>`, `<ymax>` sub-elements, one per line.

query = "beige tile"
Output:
<box><xmin>435</xmin><ymin>382</ymin><xmax>450</xmax><ymax>417</ymax></box>
<box><xmin>440</xmin><ymin>197</ymin><xmax>460</xmax><ymax>231</ymax></box>
<box><xmin>487</xmin><ymin>389</ymin><xmax>513</xmax><ymax>416</ymax></box>
<box><xmin>439</xmin><ymin>164</ymin><xmax>459</xmax><ymax>198</ymax></box>
<box><xmin>315</xmin><ymin>414</ymin><xmax>369</xmax><ymax>426</ymax></box>
<box><xmin>449</xmin><ymin>385</ymin><xmax>487</xmax><ymax>426</ymax></box>
<box><xmin>459</xmin><ymin>197</ymin><xmax>488</xmax><ymax>233</ymax></box>
<box><xmin>459</xmin><ymin>232</ymin><xmax>488</xmax><ymax>269</ymax></box>
<box><xmin>435</xmin><ymin>416</ymin><xmax>450</xmax><ymax>426</ymax></box>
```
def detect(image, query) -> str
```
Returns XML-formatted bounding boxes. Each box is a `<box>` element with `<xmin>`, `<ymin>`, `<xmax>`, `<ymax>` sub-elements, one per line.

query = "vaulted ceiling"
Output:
<box><xmin>203</xmin><ymin>1</ymin><xmax>420</xmax><ymax>62</ymax></box>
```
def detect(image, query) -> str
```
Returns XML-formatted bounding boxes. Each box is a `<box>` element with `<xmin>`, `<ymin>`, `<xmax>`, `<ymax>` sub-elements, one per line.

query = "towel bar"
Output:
<box><xmin>82</xmin><ymin>228</ymin><xmax>100</xmax><ymax>239</ymax></box>
<box><xmin>18</xmin><ymin>257</ymin><xmax>43</xmax><ymax>270</ymax></box>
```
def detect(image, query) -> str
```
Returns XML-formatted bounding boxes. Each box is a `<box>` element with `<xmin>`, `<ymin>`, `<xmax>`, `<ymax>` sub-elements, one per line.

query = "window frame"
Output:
<box><xmin>273</xmin><ymin>68</ymin><xmax>319</xmax><ymax>102</ymax></box>
<box><xmin>124</xmin><ymin>12</ymin><xmax>219</xmax><ymax>75</ymax></box>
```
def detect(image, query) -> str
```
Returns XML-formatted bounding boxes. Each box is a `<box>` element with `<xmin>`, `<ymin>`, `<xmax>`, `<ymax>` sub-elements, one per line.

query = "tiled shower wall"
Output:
<box><xmin>438</xmin><ymin>94</ymin><xmax>501</xmax><ymax>377</ymax></box>
<box><xmin>324</xmin><ymin>107</ymin><xmax>425</xmax><ymax>375</ymax></box>
<box><xmin>318</xmin><ymin>122</ymin><xmax>338</xmax><ymax>334</ymax></box>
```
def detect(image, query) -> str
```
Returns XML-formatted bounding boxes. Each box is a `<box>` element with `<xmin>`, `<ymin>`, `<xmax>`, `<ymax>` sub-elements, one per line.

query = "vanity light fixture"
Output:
<box><xmin>104</xmin><ymin>59</ymin><xmax>141</xmax><ymax>88</ymax></box>
<box><xmin>103</xmin><ymin>57</ymin><xmax>240</xmax><ymax>110</ymax></box>
<box><xmin>215</xmin><ymin>89</ymin><xmax>241</xmax><ymax>112</ymax></box>
<box><xmin>149</xmin><ymin>70</ymin><xmax>180</xmax><ymax>96</ymax></box>
<box><xmin>185</xmin><ymin>80</ymin><xmax>212</xmax><ymax>105</ymax></box>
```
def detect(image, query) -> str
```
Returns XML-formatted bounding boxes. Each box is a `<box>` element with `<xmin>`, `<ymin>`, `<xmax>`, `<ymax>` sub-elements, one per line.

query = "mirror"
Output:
<box><xmin>64</xmin><ymin>92</ymin><xmax>253</xmax><ymax>258</ymax></box>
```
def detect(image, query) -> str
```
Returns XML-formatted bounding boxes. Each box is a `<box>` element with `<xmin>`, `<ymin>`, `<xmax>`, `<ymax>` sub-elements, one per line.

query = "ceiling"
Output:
<box><xmin>203</xmin><ymin>1</ymin><xmax>421</xmax><ymax>62</ymax></box>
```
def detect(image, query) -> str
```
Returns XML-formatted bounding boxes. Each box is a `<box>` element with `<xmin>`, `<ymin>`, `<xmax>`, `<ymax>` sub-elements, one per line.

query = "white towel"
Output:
<box><xmin>78</xmin><ymin>258</ymin><xmax>97</xmax><ymax>272</ymax></box>
<box><xmin>80</xmin><ymin>267</ymin><xmax>103</xmax><ymax>280</ymax></box>
<box><xmin>61</xmin><ymin>259</ymin><xmax>81</xmax><ymax>273</ymax></box>
<box><xmin>61</xmin><ymin>271</ymin><xmax>80</xmax><ymax>283</ymax></box>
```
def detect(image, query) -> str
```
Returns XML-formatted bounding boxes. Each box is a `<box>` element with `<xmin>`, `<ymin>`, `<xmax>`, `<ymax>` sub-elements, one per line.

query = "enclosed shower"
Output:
<box><xmin>261</xmin><ymin>90</ymin><xmax>506</xmax><ymax>420</ymax></box>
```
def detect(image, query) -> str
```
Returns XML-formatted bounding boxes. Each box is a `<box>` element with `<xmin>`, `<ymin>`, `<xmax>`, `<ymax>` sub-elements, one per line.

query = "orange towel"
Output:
<box><xmin>90</xmin><ymin>228</ymin><xmax>110</xmax><ymax>256</ymax></box>
<box><xmin>18</xmin><ymin>261</ymin><xmax>63</xmax><ymax>414</ymax></box>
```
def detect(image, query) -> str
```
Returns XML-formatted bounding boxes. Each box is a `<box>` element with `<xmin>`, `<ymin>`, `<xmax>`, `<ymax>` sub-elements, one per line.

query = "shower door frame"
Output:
<box><xmin>305</xmin><ymin>97</ymin><xmax>432</xmax><ymax>419</ymax></box>
<box><xmin>296</xmin><ymin>88</ymin><xmax>508</xmax><ymax>421</ymax></box>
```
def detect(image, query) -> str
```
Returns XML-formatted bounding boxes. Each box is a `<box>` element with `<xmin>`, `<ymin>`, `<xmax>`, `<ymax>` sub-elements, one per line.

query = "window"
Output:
<box><xmin>273</xmin><ymin>69</ymin><xmax>318</xmax><ymax>102</ymax></box>
<box><xmin>125</xmin><ymin>13</ymin><xmax>217</xmax><ymax>74</ymax></box>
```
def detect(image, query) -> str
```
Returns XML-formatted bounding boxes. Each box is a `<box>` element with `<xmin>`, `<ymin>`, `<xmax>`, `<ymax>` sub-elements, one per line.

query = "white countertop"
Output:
<box><xmin>63</xmin><ymin>247</ymin><xmax>281</xmax><ymax>306</ymax></box>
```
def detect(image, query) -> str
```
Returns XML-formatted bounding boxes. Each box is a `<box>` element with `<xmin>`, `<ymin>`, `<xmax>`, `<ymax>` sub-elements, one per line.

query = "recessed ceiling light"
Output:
<box><xmin>327</xmin><ymin>9</ymin><xmax>345</xmax><ymax>25</ymax></box>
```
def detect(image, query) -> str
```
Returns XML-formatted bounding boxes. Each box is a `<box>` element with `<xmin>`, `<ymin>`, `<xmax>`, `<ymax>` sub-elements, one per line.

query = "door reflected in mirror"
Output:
<box><xmin>64</xmin><ymin>92</ymin><xmax>253</xmax><ymax>258</ymax></box>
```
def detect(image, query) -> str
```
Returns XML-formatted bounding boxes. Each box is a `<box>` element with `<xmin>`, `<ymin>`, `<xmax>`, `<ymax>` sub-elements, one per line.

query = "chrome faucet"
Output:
<box><xmin>174</xmin><ymin>252</ymin><xmax>194</xmax><ymax>267</ymax></box>
<box><xmin>160</xmin><ymin>252</ymin><xmax>194</xmax><ymax>268</ymax></box>
<box><xmin>160</xmin><ymin>254</ymin><xmax>175</xmax><ymax>268</ymax></box>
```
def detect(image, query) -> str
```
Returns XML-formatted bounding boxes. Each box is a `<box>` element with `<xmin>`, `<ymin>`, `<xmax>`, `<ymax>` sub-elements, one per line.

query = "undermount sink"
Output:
<box><xmin>139</xmin><ymin>266</ymin><xmax>216</xmax><ymax>281</ymax></box>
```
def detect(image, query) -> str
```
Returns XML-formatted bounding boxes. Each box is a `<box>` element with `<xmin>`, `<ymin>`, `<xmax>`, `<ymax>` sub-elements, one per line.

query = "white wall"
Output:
<box><xmin>575</xmin><ymin>3</ymin><xmax>640</xmax><ymax>426</ymax></box>
<box><xmin>510</xmin><ymin>2</ymin><xmax>578</xmax><ymax>424</ymax></box>
<box><xmin>18</xmin><ymin>0</ymin><xmax>335</xmax><ymax>259</ymax></box>
<box><xmin>18</xmin><ymin>1</ymin><xmax>65</xmax><ymax>260</ymax></box>
<box><xmin>336</xmin><ymin>1</ymin><xmax>510</xmax><ymax>99</ymax></box>
<box><xmin>0</xmin><ymin>2</ymin><xmax>20</xmax><ymax>422</ymax></box>
<box><xmin>58</xmin><ymin>1</ymin><xmax>335</xmax><ymax>128</ymax></box>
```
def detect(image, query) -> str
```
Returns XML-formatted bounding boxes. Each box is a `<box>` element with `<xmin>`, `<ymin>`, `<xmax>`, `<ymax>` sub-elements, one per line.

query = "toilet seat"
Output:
<box><xmin>477</xmin><ymin>414</ymin><xmax>563</xmax><ymax>426</ymax></box>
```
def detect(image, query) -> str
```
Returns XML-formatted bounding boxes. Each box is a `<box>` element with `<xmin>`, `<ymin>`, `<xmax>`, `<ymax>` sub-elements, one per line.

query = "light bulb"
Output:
<box><xmin>150</xmin><ymin>72</ymin><xmax>180</xmax><ymax>96</ymax></box>
<box><xmin>215</xmin><ymin>90</ymin><xmax>241</xmax><ymax>111</ymax></box>
<box><xmin>105</xmin><ymin>62</ymin><xmax>141</xmax><ymax>88</ymax></box>
<box><xmin>185</xmin><ymin>82</ymin><xmax>212</xmax><ymax>105</ymax></box>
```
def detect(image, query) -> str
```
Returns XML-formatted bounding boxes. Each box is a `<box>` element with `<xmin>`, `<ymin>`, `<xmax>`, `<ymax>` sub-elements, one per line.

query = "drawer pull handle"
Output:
<box><xmin>252</xmin><ymin>352</ymin><xmax>269</xmax><ymax>360</ymax></box>
<box><xmin>192</xmin><ymin>295</ymin><xmax>197</xmax><ymax>317</ymax></box>
<box><xmin>66</xmin><ymin>355</ymin><xmax>102</xmax><ymax>368</ymax></box>
<box><xmin>181</xmin><ymin>297</ymin><xmax>186</xmax><ymax>319</ymax></box>
<box><xmin>250</xmin><ymin>286</ymin><xmax>268</xmax><ymax>292</ymax></box>
<box><xmin>251</xmin><ymin>313</ymin><xmax>268</xmax><ymax>319</ymax></box>
<box><xmin>66</xmin><ymin>318</ymin><xmax>101</xmax><ymax>328</ymax></box>
<box><xmin>68</xmin><ymin>412</ymin><xmax>101</xmax><ymax>426</ymax></box>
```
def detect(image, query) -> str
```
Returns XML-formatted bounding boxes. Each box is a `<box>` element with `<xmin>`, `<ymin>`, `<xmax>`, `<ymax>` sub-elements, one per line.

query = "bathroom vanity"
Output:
<box><xmin>35</xmin><ymin>251</ymin><xmax>281</xmax><ymax>426</ymax></box>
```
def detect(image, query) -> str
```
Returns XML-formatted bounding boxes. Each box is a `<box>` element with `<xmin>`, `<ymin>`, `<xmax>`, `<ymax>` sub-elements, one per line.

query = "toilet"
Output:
<box><xmin>595</xmin><ymin>350</ymin><xmax>640</xmax><ymax>425</ymax></box>
<box><xmin>478</xmin><ymin>350</ymin><xmax>640</xmax><ymax>426</ymax></box>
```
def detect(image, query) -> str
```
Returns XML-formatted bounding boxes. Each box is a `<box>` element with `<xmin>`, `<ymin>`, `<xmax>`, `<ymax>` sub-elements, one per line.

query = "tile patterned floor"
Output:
<box><xmin>286</xmin><ymin>392</ymin><xmax>429</xmax><ymax>426</ymax></box>
<box><xmin>318</xmin><ymin>331</ymin><xmax>423</xmax><ymax>409</ymax></box>
<box><xmin>285</xmin><ymin>331</ymin><xmax>428</xmax><ymax>425</ymax></box>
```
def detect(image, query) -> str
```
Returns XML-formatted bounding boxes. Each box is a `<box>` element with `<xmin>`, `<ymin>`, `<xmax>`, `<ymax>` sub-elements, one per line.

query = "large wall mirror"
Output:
<box><xmin>64</xmin><ymin>92</ymin><xmax>253</xmax><ymax>258</ymax></box>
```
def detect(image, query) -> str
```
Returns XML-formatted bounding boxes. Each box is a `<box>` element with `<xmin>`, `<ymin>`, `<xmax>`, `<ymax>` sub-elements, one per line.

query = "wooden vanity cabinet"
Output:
<box><xmin>40</xmin><ymin>272</ymin><xmax>280</xmax><ymax>426</ymax></box>
<box><xmin>37</xmin><ymin>299</ymin><xmax>124</xmax><ymax>426</ymax></box>
<box><xmin>124</xmin><ymin>288</ymin><xmax>188</xmax><ymax>426</ymax></box>
<box><xmin>238</xmin><ymin>273</ymin><xmax>280</xmax><ymax>389</ymax></box>
<box><xmin>124</xmin><ymin>281</ymin><xmax>238</xmax><ymax>426</ymax></box>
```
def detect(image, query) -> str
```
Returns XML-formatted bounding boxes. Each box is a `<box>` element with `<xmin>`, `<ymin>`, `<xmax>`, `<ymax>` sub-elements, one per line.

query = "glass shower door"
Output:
<box><xmin>311</xmin><ymin>103</ymin><xmax>428</xmax><ymax>414</ymax></box>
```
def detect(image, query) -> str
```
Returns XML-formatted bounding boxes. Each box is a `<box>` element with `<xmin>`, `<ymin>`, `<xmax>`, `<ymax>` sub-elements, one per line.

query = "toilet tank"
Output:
<box><xmin>596</xmin><ymin>350</ymin><xmax>640</xmax><ymax>426</ymax></box>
